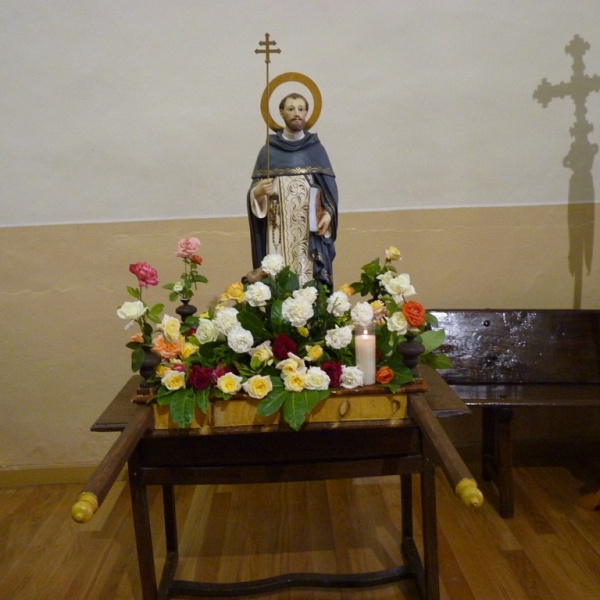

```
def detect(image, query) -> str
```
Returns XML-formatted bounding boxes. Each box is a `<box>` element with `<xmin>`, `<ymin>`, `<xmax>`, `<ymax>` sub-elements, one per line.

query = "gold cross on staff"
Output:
<box><xmin>255</xmin><ymin>33</ymin><xmax>281</xmax><ymax>64</ymax></box>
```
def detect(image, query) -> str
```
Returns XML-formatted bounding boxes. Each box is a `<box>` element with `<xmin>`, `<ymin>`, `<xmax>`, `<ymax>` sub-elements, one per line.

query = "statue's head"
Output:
<box><xmin>279</xmin><ymin>93</ymin><xmax>309</xmax><ymax>132</ymax></box>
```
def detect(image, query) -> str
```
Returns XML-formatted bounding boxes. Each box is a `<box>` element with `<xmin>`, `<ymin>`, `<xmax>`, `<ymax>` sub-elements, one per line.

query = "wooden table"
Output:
<box><xmin>78</xmin><ymin>366</ymin><xmax>477</xmax><ymax>600</ymax></box>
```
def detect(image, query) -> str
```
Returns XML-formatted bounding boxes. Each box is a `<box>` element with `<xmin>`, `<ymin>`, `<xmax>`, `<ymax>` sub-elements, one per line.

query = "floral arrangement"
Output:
<box><xmin>117</xmin><ymin>240</ymin><xmax>449</xmax><ymax>430</ymax></box>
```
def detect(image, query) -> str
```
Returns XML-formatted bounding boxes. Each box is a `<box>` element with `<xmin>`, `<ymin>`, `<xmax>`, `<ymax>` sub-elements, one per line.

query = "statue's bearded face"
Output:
<box><xmin>280</xmin><ymin>98</ymin><xmax>308</xmax><ymax>132</ymax></box>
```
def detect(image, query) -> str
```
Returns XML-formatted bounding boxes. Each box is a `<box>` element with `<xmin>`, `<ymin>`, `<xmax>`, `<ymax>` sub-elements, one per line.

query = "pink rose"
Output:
<box><xmin>129</xmin><ymin>262</ymin><xmax>159</xmax><ymax>287</ymax></box>
<box><xmin>176</xmin><ymin>237</ymin><xmax>201</xmax><ymax>258</ymax></box>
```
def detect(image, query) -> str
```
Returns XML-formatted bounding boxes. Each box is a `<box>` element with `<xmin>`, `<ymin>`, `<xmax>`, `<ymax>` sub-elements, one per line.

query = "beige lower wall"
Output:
<box><xmin>1</xmin><ymin>203</ymin><xmax>598</xmax><ymax>476</ymax></box>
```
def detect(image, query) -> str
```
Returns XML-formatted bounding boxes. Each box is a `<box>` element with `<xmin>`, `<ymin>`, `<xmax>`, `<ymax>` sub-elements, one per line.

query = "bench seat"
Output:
<box><xmin>430</xmin><ymin>309</ymin><xmax>600</xmax><ymax>518</ymax></box>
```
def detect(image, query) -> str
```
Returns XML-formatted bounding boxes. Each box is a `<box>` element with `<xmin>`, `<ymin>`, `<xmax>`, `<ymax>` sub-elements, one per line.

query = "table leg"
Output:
<box><xmin>158</xmin><ymin>485</ymin><xmax>179</xmax><ymax>598</ymax></box>
<box><xmin>128</xmin><ymin>449</ymin><xmax>158</xmax><ymax>600</ymax></box>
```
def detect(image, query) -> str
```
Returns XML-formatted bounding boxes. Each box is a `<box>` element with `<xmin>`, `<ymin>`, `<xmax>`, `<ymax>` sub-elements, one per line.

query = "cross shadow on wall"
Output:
<box><xmin>534</xmin><ymin>35</ymin><xmax>600</xmax><ymax>308</ymax></box>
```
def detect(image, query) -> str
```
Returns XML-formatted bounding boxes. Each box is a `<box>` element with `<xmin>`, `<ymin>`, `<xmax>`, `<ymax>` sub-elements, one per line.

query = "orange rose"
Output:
<box><xmin>152</xmin><ymin>334</ymin><xmax>184</xmax><ymax>360</ymax></box>
<box><xmin>402</xmin><ymin>301</ymin><xmax>426</xmax><ymax>327</ymax></box>
<box><xmin>191</xmin><ymin>254</ymin><xmax>202</xmax><ymax>265</ymax></box>
<box><xmin>130</xmin><ymin>333</ymin><xmax>144</xmax><ymax>343</ymax></box>
<box><xmin>376</xmin><ymin>366</ymin><xmax>394</xmax><ymax>385</ymax></box>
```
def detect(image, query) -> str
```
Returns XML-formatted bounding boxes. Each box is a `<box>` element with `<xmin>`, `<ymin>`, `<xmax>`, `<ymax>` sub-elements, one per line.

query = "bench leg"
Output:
<box><xmin>482</xmin><ymin>406</ymin><xmax>514</xmax><ymax>518</ymax></box>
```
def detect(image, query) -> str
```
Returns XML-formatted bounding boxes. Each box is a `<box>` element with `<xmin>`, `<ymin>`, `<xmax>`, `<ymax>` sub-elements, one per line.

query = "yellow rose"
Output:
<box><xmin>216</xmin><ymin>372</ymin><xmax>243</xmax><ymax>395</ymax></box>
<box><xmin>304</xmin><ymin>345</ymin><xmax>323</xmax><ymax>362</ymax></box>
<box><xmin>242</xmin><ymin>375</ymin><xmax>273</xmax><ymax>399</ymax></box>
<box><xmin>385</xmin><ymin>246</ymin><xmax>402</xmax><ymax>261</ymax></box>
<box><xmin>221</xmin><ymin>282</ymin><xmax>245</xmax><ymax>303</ymax></box>
<box><xmin>277</xmin><ymin>355</ymin><xmax>306</xmax><ymax>376</ymax></box>
<box><xmin>180</xmin><ymin>342</ymin><xmax>198</xmax><ymax>359</ymax></box>
<box><xmin>251</xmin><ymin>342</ymin><xmax>274</xmax><ymax>365</ymax></box>
<box><xmin>338</xmin><ymin>283</ymin><xmax>355</xmax><ymax>297</ymax></box>
<box><xmin>297</xmin><ymin>327</ymin><xmax>309</xmax><ymax>337</ymax></box>
<box><xmin>161</xmin><ymin>370</ymin><xmax>186</xmax><ymax>391</ymax></box>
<box><xmin>161</xmin><ymin>315</ymin><xmax>181</xmax><ymax>342</ymax></box>
<box><xmin>284</xmin><ymin>372</ymin><xmax>306</xmax><ymax>392</ymax></box>
<box><xmin>156</xmin><ymin>363</ymin><xmax>169</xmax><ymax>378</ymax></box>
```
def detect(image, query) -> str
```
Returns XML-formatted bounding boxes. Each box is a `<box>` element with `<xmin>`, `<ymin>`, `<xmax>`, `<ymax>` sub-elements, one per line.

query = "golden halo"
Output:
<box><xmin>261</xmin><ymin>72</ymin><xmax>322</xmax><ymax>132</ymax></box>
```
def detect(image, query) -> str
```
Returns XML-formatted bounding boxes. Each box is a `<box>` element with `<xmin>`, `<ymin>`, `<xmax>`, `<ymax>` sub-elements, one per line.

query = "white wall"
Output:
<box><xmin>2</xmin><ymin>1</ymin><xmax>600</xmax><ymax>227</ymax></box>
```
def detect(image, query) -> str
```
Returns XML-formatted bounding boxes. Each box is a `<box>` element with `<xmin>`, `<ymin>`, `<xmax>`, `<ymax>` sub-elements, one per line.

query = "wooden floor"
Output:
<box><xmin>1</xmin><ymin>460</ymin><xmax>600</xmax><ymax>600</ymax></box>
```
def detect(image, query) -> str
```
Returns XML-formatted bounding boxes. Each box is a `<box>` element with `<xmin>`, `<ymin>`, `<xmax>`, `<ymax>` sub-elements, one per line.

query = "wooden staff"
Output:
<box><xmin>255</xmin><ymin>33</ymin><xmax>281</xmax><ymax>179</ymax></box>
<box><xmin>409</xmin><ymin>393</ymin><xmax>483</xmax><ymax>508</ymax></box>
<box><xmin>71</xmin><ymin>405</ymin><xmax>153</xmax><ymax>523</ymax></box>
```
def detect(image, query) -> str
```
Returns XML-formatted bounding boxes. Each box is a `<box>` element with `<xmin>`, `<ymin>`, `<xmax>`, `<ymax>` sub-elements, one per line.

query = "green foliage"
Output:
<box><xmin>131</xmin><ymin>346</ymin><xmax>145</xmax><ymax>372</ymax></box>
<box><xmin>169</xmin><ymin>389</ymin><xmax>196</xmax><ymax>428</ymax></box>
<box><xmin>282</xmin><ymin>389</ymin><xmax>330</xmax><ymax>431</ymax></box>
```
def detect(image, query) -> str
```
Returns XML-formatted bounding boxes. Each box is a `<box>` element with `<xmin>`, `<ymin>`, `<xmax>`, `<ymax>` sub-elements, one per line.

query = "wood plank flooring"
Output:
<box><xmin>1</xmin><ymin>460</ymin><xmax>599</xmax><ymax>599</ymax></box>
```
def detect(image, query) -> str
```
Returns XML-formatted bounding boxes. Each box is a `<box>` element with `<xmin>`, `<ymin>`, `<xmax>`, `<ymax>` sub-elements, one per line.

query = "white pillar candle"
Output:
<box><xmin>355</xmin><ymin>327</ymin><xmax>376</xmax><ymax>385</ymax></box>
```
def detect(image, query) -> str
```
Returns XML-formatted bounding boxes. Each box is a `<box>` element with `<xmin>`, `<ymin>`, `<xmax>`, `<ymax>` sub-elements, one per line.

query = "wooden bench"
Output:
<box><xmin>429</xmin><ymin>309</ymin><xmax>600</xmax><ymax>518</ymax></box>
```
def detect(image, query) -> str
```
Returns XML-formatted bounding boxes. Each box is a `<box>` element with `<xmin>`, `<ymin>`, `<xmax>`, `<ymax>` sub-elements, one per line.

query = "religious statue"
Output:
<box><xmin>247</xmin><ymin>92</ymin><xmax>338</xmax><ymax>287</ymax></box>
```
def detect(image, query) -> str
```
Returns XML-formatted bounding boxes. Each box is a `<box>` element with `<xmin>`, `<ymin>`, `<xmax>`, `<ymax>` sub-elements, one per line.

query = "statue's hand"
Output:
<box><xmin>316</xmin><ymin>211</ymin><xmax>331</xmax><ymax>236</ymax></box>
<box><xmin>254</xmin><ymin>178</ymin><xmax>274</xmax><ymax>198</ymax></box>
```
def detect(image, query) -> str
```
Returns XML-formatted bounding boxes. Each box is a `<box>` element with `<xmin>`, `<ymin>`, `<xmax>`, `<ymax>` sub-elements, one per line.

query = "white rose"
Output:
<box><xmin>325</xmin><ymin>325</ymin><xmax>353</xmax><ymax>349</ymax></box>
<box><xmin>213</xmin><ymin>306</ymin><xmax>239</xmax><ymax>335</ymax></box>
<box><xmin>326</xmin><ymin>291</ymin><xmax>351</xmax><ymax>317</ymax></box>
<box><xmin>194</xmin><ymin>318</ymin><xmax>219</xmax><ymax>344</ymax></box>
<box><xmin>261</xmin><ymin>253</ymin><xmax>285</xmax><ymax>276</ymax></box>
<box><xmin>245</xmin><ymin>281</ymin><xmax>272</xmax><ymax>307</ymax></box>
<box><xmin>276</xmin><ymin>354</ymin><xmax>307</xmax><ymax>376</ymax></box>
<box><xmin>340</xmin><ymin>366</ymin><xmax>364</xmax><ymax>389</ymax></box>
<box><xmin>351</xmin><ymin>302</ymin><xmax>374</xmax><ymax>328</ymax></box>
<box><xmin>381</xmin><ymin>273</ymin><xmax>416</xmax><ymax>301</ymax></box>
<box><xmin>387</xmin><ymin>312</ymin><xmax>408</xmax><ymax>334</ymax></box>
<box><xmin>227</xmin><ymin>323</ymin><xmax>254</xmax><ymax>354</ymax></box>
<box><xmin>293</xmin><ymin>287</ymin><xmax>318</xmax><ymax>304</ymax></box>
<box><xmin>173</xmin><ymin>282</ymin><xmax>184</xmax><ymax>293</ymax></box>
<box><xmin>304</xmin><ymin>367</ymin><xmax>331</xmax><ymax>390</ymax></box>
<box><xmin>281</xmin><ymin>297</ymin><xmax>314</xmax><ymax>327</ymax></box>
<box><xmin>117</xmin><ymin>300</ymin><xmax>147</xmax><ymax>329</ymax></box>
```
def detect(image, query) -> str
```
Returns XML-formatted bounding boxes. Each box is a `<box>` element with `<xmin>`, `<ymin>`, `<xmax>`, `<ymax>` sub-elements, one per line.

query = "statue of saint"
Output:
<box><xmin>247</xmin><ymin>93</ymin><xmax>338</xmax><ymax>287</ymax></box>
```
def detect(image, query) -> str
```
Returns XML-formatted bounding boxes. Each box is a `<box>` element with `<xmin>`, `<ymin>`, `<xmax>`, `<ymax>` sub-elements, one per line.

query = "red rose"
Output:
<box><xmin>171</xmin><ymin>363</ymin><xmax>187</xmax><ymax>373</ymax></box>
<box><xmin>190</xmin><ymin>254</ymin><xmax>203</xmax><ymax>265</ymax></box>
<box><xmin>188</xmin><ymin>365</ymin><xmax>213</xmax><ymax>391</ymax></box>
<box><xmin>402</xmin><ymin>301</ymin><xmax>426</xmax><ymax>327</ymax></box>
<box><xmin>321</xmin><ymin>360</ymin><xmax>342</xmax><ymax>388</ymax></box>
<box><xmin>129</xmin><ymin>261</ymin><xmax>159</xmax><ymax>288</ymax></box>
<box><xmin>272</xmin><ymin>334</ymin><xmax>297</xmax><ymax>360</ymax></box>
<box><xmin>211</xmin><ymin>363</ymin><xmax>234</xmax><ymax>383</ymax></box>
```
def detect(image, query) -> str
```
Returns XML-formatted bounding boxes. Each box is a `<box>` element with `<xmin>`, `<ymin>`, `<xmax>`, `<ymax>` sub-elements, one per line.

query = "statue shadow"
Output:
<box><xmin>534</xmin><ymin>35</ymin><xmax>599</xmax><ymax>308</ymax></box>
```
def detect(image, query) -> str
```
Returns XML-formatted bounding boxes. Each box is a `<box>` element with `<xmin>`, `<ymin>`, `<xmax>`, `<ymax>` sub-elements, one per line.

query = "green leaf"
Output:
<box><xmin>169</xmin><ymin>292</ymin><xmax>179</xmax><ymax>302</ymax></box>
<box><xmin>162</xmin><ymin>283</ymin><xmax>175</xmax><ymax>291</ymax></box>
<box><xmin>195</xmin><ymin>388</ymin><xmax>210</xmax><ymax>413</ymax></box>
<box><xmin>386</xmin><ymin>366</ymin><xmax>414</xmax><ymax>393</ymax></box>
<box><xmin>282</xmin><ymin>389</ymin><xmax>330</xmax><ymax>431</ymax></box>
<box><xmin>169</xmin><ymin>388</ymin><xmax>196</xmax><ymax>428</ymax></box>
<box><xmin>421</xmin><ymin>352</ymin><xmax>453</xmax><ymax>370</ymax></box>
<box><xmin>156</xmin><ymin>386</ymin><xmax>174</xmax><ymax>406</ymax></box>
<box><xmin>127</xmin><ymin>286</ymin><xmax>141</xmax><ymax>299</ymax></box>
<box><xmin>193</xmin><ymin>274</ymin><xmax>208</xmax><ymax>284</ymax></box>
<box><xmin>149</xmin><ymin>303</ymin><xmax>164</xmax><ymax>315</ymax></box>
<box><xmin>420</xmin><ymin>329</ymin><xmax>446</xmax><ymax>354</ymax></box>
<box><xmin>131</xmin><ymin>347</ymin><xmax>145</xmax><ymax>372</ymax></box>
<box><xmin>146</xmin><ymin>313</ymin><xmax>161</xmax><ymax>324</ymax></box>
<box><xmin>270</xmin><ymin>299</ymin><xmax>284</xmax><ymax>334</ymax></box>
<box><xmin>425</xmin><ymin>312</ymin><xmax>439</xmax><ymax>327</ymax></box>
<box><xmin>238</xmin><ymin>310</ymin><xmax>272</xmax><ymax>340</ymax></box>
<box><xmin>256</xmin><ymin>379</ymin><xmax>287</xmax><ymax>417</ymax></box>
